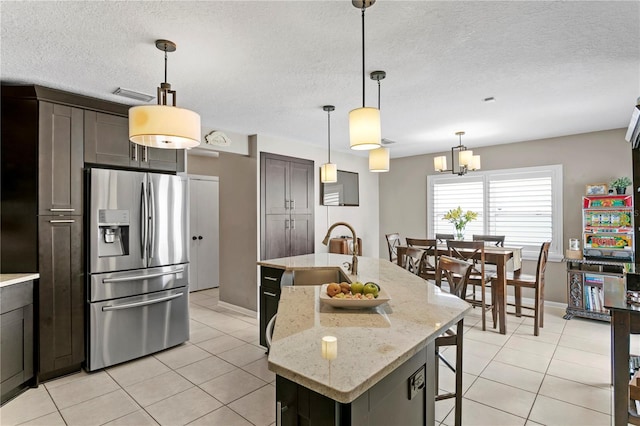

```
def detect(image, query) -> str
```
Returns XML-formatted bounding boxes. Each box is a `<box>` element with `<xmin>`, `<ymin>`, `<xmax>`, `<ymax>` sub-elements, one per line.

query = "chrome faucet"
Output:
<box><xmin>322</xmin><ymin>222</ymin><xmax>359</xmax><ymax>275</ymax></box>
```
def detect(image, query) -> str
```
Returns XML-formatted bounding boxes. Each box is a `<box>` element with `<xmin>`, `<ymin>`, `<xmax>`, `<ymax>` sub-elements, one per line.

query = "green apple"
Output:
<box><xmin>363</xmin><ymin>283</ymin><xmax>379</xmax><ymax>298</ymax></box>
<box><xmin>351</xmin><ymin>282</ymin><xmax>365</xmax><ymax>294</ymax></box>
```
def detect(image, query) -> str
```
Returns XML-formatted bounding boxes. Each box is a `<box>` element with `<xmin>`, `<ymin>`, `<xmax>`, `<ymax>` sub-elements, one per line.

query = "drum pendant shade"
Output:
<box><xmin>129</xmin><ymin>105</ymin><xmax>201</xmax><ymax>149</ymax></box>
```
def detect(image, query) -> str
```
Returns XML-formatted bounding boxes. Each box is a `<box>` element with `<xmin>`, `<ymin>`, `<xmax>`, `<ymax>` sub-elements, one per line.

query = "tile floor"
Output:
<box><xmin>0</xmin><ymin>288</ymin><xmax>634</xmax><ymax>425</ymax></box>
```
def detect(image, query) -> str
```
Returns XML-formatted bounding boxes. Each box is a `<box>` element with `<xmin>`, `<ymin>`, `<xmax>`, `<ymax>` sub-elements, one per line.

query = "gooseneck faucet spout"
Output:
<box><xmin>322</xmin><ymin>222</ymin><xmax>359</xmax><ymax>275</ymax></box>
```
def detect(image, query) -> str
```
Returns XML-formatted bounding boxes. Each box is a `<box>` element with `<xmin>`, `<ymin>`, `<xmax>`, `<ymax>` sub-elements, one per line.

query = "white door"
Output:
<box><xmin>188</xmin><ymin>176</ymin><xmax>220</xmax><ymax>291</ymax></box>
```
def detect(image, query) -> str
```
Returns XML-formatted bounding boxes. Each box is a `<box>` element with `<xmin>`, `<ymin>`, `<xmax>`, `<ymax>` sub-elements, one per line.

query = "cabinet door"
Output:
<box><xmin>0</xmin><ymin>304</ymin><xmax>34</xmax><ymax>404</ymax></box>
<box><xmin>290</xmin><ymin>214</ymin><xmax>314</xmax><ymax>256</ymax></box>
<box><xmin>38</xmin><ymin>216</ymin><xmax>84</xmax><ymax>380</ymax></box>
<box><xmin>264</xmin><ymin>158</ymin><xmax>289</xmax><ymax>215</ymax></box>
<box><xmin>38</xmin><ymin>102</ymin><xmax>83</xmax><ymax>215</ymax></box>
<box><xmin>84</xmin><ymin>111</ymin><xmax>138</xmax><ymax>167</ymax></box>
<box><xmin>263</xmin><ymin>215</ymin><xmax>290</xmax><ymax>260</ymax></box>
<box><xmin>143</xmin><ymin>146</ymin><xmax>184</xmax><ymax>172</ymax></box>
<box><xmin>289</xmin><ymin>161</ymin><xmax>314</xmax><ymax>215</ymax></box>
<box><xmin>259</xmin><ymin>286</ymin><xmax>280</xmax><ymax>348</ymax></box>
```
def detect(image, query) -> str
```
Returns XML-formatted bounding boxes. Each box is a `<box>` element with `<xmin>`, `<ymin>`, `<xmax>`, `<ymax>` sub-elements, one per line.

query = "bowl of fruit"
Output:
<box><xmin>319</xmin><ymin>281</ymin><xmax>390</xmax><ymax>309</ymax></box>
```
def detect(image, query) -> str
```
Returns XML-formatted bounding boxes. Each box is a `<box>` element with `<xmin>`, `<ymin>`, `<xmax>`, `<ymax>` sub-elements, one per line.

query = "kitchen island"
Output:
<box><xmin>258</xmin><ymin>254</ymin><xmax>471</xmax><ymax>425</ymax></box>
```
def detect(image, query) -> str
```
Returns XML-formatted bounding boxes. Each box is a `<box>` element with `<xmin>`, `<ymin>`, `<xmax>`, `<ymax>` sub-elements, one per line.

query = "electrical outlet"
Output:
<box><xmin>408</xmin><ymin>365</ymin><xmax>426</xmax><ymax>400</ymax></box>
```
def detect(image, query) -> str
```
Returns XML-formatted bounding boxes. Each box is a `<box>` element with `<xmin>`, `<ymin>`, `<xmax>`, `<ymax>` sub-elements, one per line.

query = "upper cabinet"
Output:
<box><xmin>38</xmin><ymin>102</ymin><xmax>84</xmax><ymax>215</ymax></box>
<box><xmin>84</xmin><ymin>111</ymin><xmax>185</xmax><ymax>172</ymax></box>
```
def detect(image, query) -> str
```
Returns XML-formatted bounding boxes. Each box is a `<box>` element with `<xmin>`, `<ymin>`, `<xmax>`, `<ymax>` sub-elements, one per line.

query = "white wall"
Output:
<box><xmin>255</xmin><ymin>134</ymin><xmax>380</xmax><ymax>258</ymax></box>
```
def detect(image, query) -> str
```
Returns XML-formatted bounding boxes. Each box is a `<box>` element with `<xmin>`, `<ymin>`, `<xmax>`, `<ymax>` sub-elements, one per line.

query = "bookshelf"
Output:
<box><xmin>564</xmin><ymin>258</ymin><xmax>628</xmax><ymax>321</ymax></box>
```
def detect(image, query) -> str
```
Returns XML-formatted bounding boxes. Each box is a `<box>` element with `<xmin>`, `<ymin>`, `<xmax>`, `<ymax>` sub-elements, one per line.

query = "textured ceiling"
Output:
<box><xmin>1</xmin><ymin>1</ymin><xmax>639</xmax><ymax>158</ymax></box>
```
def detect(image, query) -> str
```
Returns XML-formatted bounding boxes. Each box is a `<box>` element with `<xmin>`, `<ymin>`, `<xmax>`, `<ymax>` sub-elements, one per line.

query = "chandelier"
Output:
<box><xmin>433</xmin><ymin>132</ymin><xmax>481</xmax><ymax>176</ymax></box>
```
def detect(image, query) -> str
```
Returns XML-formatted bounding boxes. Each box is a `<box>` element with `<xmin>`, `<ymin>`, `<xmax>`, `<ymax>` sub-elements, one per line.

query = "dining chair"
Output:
<box><xmin>493</xmin><ymin>241</ymin><xmax>551</xmax><ymax>336</ymax></box>
<box><xmin>435</xmin><ymin>233</ymin><xmax>454</xmax><ymax>243</ymax></box>
<box><xmin>405</xmin><ymin>238</ymin><xmax>439</xmax><ymax>280</ymax></box>
<box><xmin>402</xmin><ymin>247</ymin><xmax>425</xmax><ymax>276</ymax></box>
<box><xmin>434</xmin><ymin>255</ymin><xmax>472</xmax><ymax>426</ymax></box>
<box><xmin>447</xmin><ymin>240</ymin><xmax>496</xmax><ymax>331</ymax></box>
<box><xmin>385</xmin><ymin>233</ymin><xmax>402</xmax><ymax>263</ymax></box>
<box><xmin>472</xmin><ymin>234</ymin><xmax>505</xmax><ymax>247</ymax></box>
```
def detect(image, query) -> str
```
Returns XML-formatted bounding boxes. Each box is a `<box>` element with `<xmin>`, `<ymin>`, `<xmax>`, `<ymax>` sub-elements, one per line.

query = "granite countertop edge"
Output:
<box><xmin>0</xmin><ymin>273</ymin><xmax>40</xmax><ymax>288</ymax></box>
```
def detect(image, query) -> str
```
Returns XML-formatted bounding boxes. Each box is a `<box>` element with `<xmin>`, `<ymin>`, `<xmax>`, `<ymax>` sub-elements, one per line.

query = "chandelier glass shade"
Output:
<box><xmin>129</xmin><ymin>39</ymin><xmax>201</xmax><ymax>149</ymax></box>
<box><xmin>433</xmin><ymin>131</ymin><xmax>480</xmax><ymax>176</ymax></box>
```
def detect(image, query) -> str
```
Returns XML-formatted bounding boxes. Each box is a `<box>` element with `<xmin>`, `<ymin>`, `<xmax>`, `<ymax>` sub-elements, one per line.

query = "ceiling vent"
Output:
<box><xmin>112</xmin><ymin>87</ymin><xmax>155</xmax><ymax>102</ymax></box>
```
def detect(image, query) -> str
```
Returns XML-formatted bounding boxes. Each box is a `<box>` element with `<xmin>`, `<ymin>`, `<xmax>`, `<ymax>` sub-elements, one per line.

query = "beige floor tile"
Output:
<box><xmin>187</xmin><ymin>406</ymin><xmax>253</xmax><ymax>426</ymax></box>
<box><xmin>145</xmin><ymin>386</ymin><xmax>222</xmax><ymax>426</ymax></box>
<box><xmin>229</xmin><ymin>326</ymin><xmax>260</xmax><ymax>345</ymax></box>
<box><xmin>528</xmin><ymin>394</ymin><xmax>611</xmax><ymax>425</ymax></box>
<box><xmin>465</xmin><ymin>325</ymin><xmax>512</xmax><ymax>346</ymax></box>
<box><xmin>46</xmin><ymin>370</ymin><xmax>120</xmax><ymax>409</ymax></box>
<box><xmin>443</xmin><ymin>398</ymin><xmax>527</xmax><ymax>426</ymax></box>
<box><xmin>494</xmin><ymin>346</ymin><xmax>552</xmax><ymax>373</ymax></box>
<box><xmin>513</xmin><ymin>324</ymin><xmax>562</xmax><ymax>345</ymax></box>
<box><xmin>192</xmin><ymin>297</ymin><xmax>221</xmax><ymax>308</ymax></box>
<box><xmin>439</xmin><ymin>351</ymin><xmax>492</xmax><ymax>376</ymax></box>
<box><xmin>462</xmin><ymin>338</ymin><xmax>503</xmax><ymax>359</ymax></box>
<box><xmin>60</xmin><ymin>389</ymin><xmax>139</xmax><ymax>426</ymax></box>
<box><xmin>504</xmin><ymin>335</ymin><xmax>557</xmax><ymax>358</ymax></box>
<box><xmin>464</xmin><ymin>377</ymin><xmax>537</xmax><ymax>418</ymax></box>
<box><xmin>154</xmin><ymin>344</ymin><xmax>211</xmax><ymax>370</ymax></box>
<box><xmin>42</xmin><ymin>370</ymin><xmax>91</xmax><ymax>389</ymax></box>
<box><xmin>242</xmin><ymin>357</ymin><xmax>276</xmax><ymax>383</ymax></box>
<box><xmin>107</xmin><ymin>355</ymin><xmax>171</xmax><ymax>388</ymax></box>
<box><xmin>552</xmin><ymin>345</ymin><xmax>610</xmax><ymax>369</ymax></box>
<box><xmin>189</xmin><ymin>324</ymin><xmax>226</xmax><ymax>343</ymax></box>
<box><xmin>434</xmin><ymin>397</ymin><xmax>454</xmax><ymax>423</ymax></box>
<box><xmin>176</xmin><ymin>355</ymin><xmax>238</xmax><ymax>385</ymax></box>
<box><xmin>557</xmin><ymin>333</ymin><xmax>610</xmax><ymax>355</ymax></box>
<box><xmin>480</xmin><ymin>360</ymin><xmax>545</xmax><ymax>393</ymax></box>
<box><xmin>198</xmin><ymin>288</ymin><xmax>219</xmax><ymax>297</ymax></box>
<box><xmin>524</xmin><ymin>421</ymin><xmax>544</xmax><ymax>426</ymax></box>
<box><xmin>217</xmin><ymin>344</ymin><xmax>268</xmax><ymax>367</ymax></box>
<box><xmin>196</xmin><ymin>334</ymin><xmax>247</xmax><ymax>355</ymax></box>
<box><xmin>0</xmin><ymin>387</ymin><xmax>57</xmax><ymax>425</ymax></box>
<box><xmin>199</xmin><ymin>369</ymin><xmax>268</xmax><ymax>404</ymax></box>
<box><xmin>437</xmin><ymin>367</ymin><xmax>477</xmax><ymax>395</ymax></box>
<box><xmin>210</xmin><ymin>317</ymin><xmax>255</xmax><ymax>334</ymax></box>
<box><xmin>16</xmin><ymin>410</ymin><xmax>66</xmax><ymax>426</ymax></box>
<box><xmin>103</xmin><ymin>410</ymin><xmax>159</xmax><ymax>426</ymax></box>
<box><xmin>538</xmin><ymin>375</ymin><xmax>611</xmax><ymax>414</ymax></box>
<box><xmin>546</xmin><ymin>358</ymin><xmax>610</xmax><ymax>389</ymax></box>
<box><xmin>227</xmin><ymin>385</ymin><xmax>275</xmax><ymax>426</ymax></box>
<box><xmin>125</xmin><ymin>371</ymin><xmax>193</xmax><ymax>407</ymax></box>
<box><xmin>188</xmin><ymin>292</ymin><xmax>214</xmax><ymax>302</ymax></box>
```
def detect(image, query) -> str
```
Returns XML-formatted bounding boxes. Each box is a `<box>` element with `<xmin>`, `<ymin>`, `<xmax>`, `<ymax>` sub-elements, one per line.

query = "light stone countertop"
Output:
<box><xmin>259</xmin><ymin>253</ymin><xmax>471</xmax><ymax>404</ymax></box>
<box><xmin>0</xmin><ymin>273</ymin><xmax>39</xmax><ymax>288</ymax></box>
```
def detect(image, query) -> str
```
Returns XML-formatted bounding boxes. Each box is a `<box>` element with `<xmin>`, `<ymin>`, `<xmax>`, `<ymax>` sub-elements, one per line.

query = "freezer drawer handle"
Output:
<box><xmin>102</xmin><ymin>292</ymin><xmax>184</xmax><ymax>311</ymax></box>
<box><xmin>49</xmin><ymin>219</ymin><xmax>75</xmax><ymax>223</ymax></box>
<box><xmin>102</xmin><ymin>268</ymin><xmax>185</xmax><ymax>283</ymax></box>
<box><xmin>49</xmin><ymin>208</ymin><xmax>75</xmax><ymax>212</ymax></box>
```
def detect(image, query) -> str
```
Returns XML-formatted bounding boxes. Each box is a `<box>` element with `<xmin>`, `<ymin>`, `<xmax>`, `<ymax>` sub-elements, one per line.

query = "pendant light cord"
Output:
<box><xmin>377</xmin><ymin>79</ymin><xmax>381</xmax><ymax>110</ymax></box>
<box><xmin>361</xmin><ymin>7</ymin><xmax>366</xmax><ymax>108</ymax></box>
<box><xmin>163</xmin><ymin>47</ymin><xmax>168</xmax><ymax>84</ymax></box>
<box><xmin>327</xmin><ymin>109</ymin><xmax>331</xmax><ymax>163</ymax></box>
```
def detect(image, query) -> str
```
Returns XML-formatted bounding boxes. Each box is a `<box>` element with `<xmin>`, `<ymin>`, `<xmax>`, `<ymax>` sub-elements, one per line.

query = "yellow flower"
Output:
<box><xmin>442</xmin><ymin>206</ymin><xmax>478</xmax><ymax>230</ymax></box>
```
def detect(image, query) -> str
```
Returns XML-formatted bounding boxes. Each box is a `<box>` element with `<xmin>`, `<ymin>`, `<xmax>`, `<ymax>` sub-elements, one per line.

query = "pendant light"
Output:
<box><xmin>321</xmin><ymin>105</ymin><xmax>338</xmax><ymax>183</ymax></box>
<box><xmin>369</xmin><ymin>70</ymin><xmax>389</xmax><ymax>172</ymax></box>
<box><xmin>129</xmin><ymin>39</ymin><xmax>201</xmax><ymax>149</ymax></box>
<box><xmin>349</xmin><ymin>0</ymin><xmax>381</xmax><ymax>151</ymax></box>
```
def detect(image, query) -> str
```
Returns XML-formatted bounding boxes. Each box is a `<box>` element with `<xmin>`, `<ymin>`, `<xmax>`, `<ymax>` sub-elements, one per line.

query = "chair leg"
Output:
<box><xmin>454</xmin><ymin>319</ymin><xmax>463</xmax><ymax>426</ymax></box>
<box><xmin>514</xmin><ymin>287</ymin><xmax>522</xmax><ymax>317</ymax></box>
<box><xmin>490</xmin><ymin>285</ymin><xmax>497</xmax><ymax>329</ymax></box>
<box><xmin>539</xmin><ymin>281</ymin><xmax>545</xmax><ymax>329</ymax></box>
<box><xmin>533</xmin><ymin>287</ymin><xmax>540</xmax><ymax>336</ymax></box>
<box><xmin>434</xmin><ymin>348</ymin><xmax>440</xmax><ymax>396</ymax></box>
<box><xmin>480</xmin><ymin>280</ymin><xmax>486</xmax><ymax>331</ymax></box>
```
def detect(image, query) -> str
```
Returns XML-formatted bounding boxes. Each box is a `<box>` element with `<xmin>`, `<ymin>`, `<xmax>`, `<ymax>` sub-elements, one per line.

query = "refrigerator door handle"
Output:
<box><xmin>101</xmin><ymin>267</ymin><xmax>185</xmax><ymax>283</ymax></box>
<box><xmin>102</xmin><ymin>292</ymin><xmax>184</xmax><ymax>311</ymax></box>
<box><xmin>149</xmin><ymin>180</ymin><xmax>156</xmax><ymax>259</ymax></box>
<box><xmin>141</xmin><ymin>181</ymin><xmax>148</xmax><ymax>260</ymax></box>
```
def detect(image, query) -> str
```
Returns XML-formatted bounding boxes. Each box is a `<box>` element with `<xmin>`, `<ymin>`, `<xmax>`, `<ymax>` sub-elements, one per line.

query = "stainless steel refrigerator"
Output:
<box><xmin>86</xmin><ymin>168</ymin><xmax>189</xmax><ymax>371</ymax></box>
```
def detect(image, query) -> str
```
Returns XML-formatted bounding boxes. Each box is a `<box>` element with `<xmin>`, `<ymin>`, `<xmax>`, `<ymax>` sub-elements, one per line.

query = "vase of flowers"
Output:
<box><xmin>443</xmin><ymin>206</ymin><xmax>478</xmax><ymax>240</ymax></box>
<box><xmin>610</xmin><ymin>177</ymin><xmax>632</xmax><ymax>194</ymax></box>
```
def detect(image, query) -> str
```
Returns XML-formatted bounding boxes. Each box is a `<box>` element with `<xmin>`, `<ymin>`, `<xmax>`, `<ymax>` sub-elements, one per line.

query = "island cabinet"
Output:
<box><xmin>276</xmin><ymin>344</ymin><xmax>433</xmax><ymax>426</ymax></box>
<box><xmin>259</xmin><ymin>267</ymin><xmax>285</xmax><ymax>348</ymax></box>
<box><xmin>1</xmin><ymin>277</ymin><xmax>37</xmax><ymax>405</ymax></box>
<box><xmin>84</xmin><ymin>110</ymin><xmax>185</xmax><ymax>172</ymax></box>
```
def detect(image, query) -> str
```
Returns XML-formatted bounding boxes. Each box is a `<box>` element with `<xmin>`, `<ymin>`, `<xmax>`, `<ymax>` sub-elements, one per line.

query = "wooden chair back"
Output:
<box><xmin>406</xmin><ymin>238</ymin><xmax>439</xmax><ymax>278</ymax></box>
<box><xmin>472</xmin><ymin>234</ymin><xmax>505</xmax><ymax>247</ymax></box>
<box><xmin>435</xmin><ymin>233</ymin><xmax>454</xmax><ymax>243</ymax></box>
<box><xmin>403</xmin><ymin>247</ymin><xmax>425</xmax><ymax>276</ymax></box>
<box><xmin>385</xmin><ymin>233</ymin><xmax>402</xmax><ymax>262</ymax></box>
<box><xmin>446</xmin><ymin>240</ymin><xmax>486</xmax><ymax>277</ymax></box>
<box><xmin>436</xmin><ymin>255</ymin><xmax>473</xmax><ymax>298</ymax></box>
<box><xmin>535</xmin><ymin>241</ymin><xmax>551</xmax><ymax>286</ymax></box>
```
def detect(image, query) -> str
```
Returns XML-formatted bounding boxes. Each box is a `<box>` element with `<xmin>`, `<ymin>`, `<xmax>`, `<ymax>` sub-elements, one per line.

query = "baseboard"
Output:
<box><xmin>217</xmin><ymin>300</ymin><xmax>258</xmax><ymax>319</ymax></box>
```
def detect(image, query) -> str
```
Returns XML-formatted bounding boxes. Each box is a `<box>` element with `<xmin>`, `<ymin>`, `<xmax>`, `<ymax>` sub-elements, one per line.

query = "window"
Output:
<box><xmin>427</xmin><ymin>165</ymin><xmax>563</xmax><ymax>261</ymax></box>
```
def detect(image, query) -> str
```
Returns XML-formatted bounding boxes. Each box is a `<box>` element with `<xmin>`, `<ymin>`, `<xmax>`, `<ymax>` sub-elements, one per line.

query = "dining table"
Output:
<box><xmin>396</xmin><ymin>244</ymin><xmax>522</xmax><ymax>335</ymax></box>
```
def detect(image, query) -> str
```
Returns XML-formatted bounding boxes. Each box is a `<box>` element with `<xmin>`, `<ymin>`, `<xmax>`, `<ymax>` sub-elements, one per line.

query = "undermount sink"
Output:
<box><xmin>292</xmin><ymin>268</ymin><xmax>350</xmax><ymax>286</ymax></box>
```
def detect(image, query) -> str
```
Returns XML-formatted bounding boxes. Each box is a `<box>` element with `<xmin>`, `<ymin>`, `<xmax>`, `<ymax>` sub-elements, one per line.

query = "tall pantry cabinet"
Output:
<box><xmin>260</xmin><ymin>153</ymin><xmax>314</xmax><ymax>260</ymax></box>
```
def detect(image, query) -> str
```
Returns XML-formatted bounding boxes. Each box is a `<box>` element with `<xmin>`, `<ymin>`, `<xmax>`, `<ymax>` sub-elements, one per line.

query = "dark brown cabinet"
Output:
<box><xmin>261</xmin><ymin>153</ymin><xmax>314</xmax><ymax>260</ymax></box>
<box><xmin>37</xmin><ymin>217</ymin><xmax>84</xmax><ymax>380</ymax></box>
<box><xmin>84</xmin><ymin>110</ymin><xmax>185</xmax><ymax>172</ymax></box>
<box><xmin>1</xmin><ymin>280</ymin><xmax>35</xmax><ymax>404</ymax></box>
<box><xmin>259</xmin><ymin>267</ymin><xmax>285</xmax><ymax>348</ymax></box>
